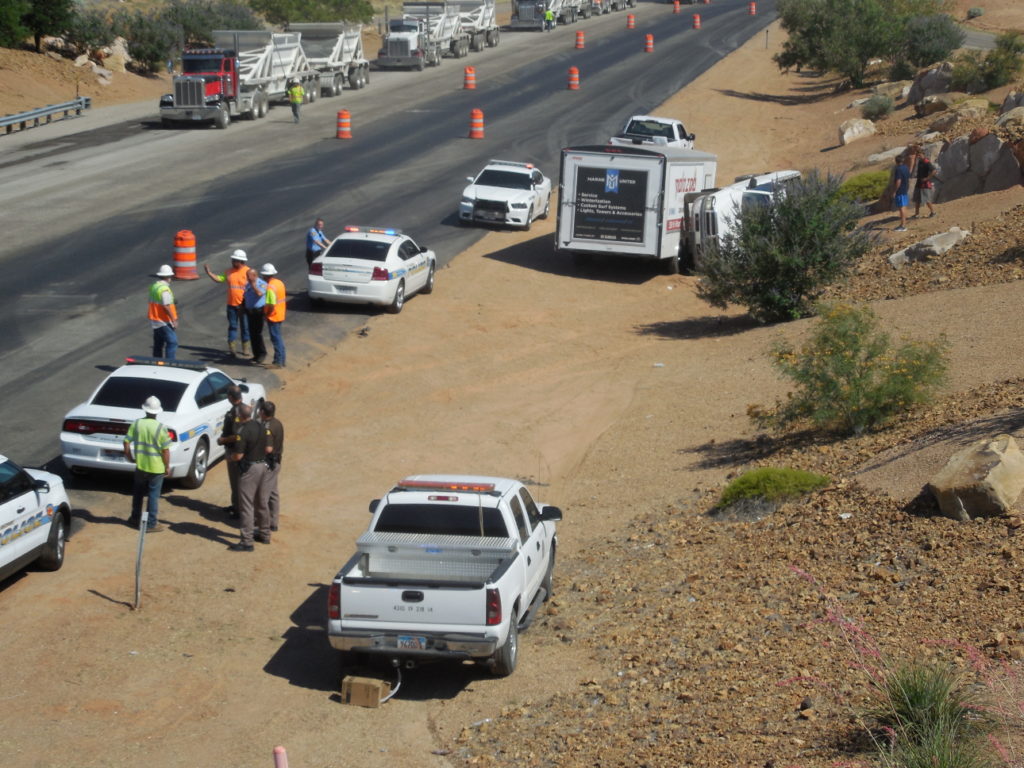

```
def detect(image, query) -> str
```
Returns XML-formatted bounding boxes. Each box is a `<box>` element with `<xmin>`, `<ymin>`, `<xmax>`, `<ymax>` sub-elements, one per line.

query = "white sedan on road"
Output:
<box><xmin>459</xmin><ymin>160</ymin><xmax>552</xmax><ymax>230</ymax></box>
<box><xmin>0</xmin><ymin>454</ymin><xmax>71</xmax><ymax>582</ymax></box>
<box><xmin>307</xmin><ymin>226</ymin><xmax>436</xmax><ymax>314</ymax></box>
<box><xmin>60</xmin><ymin>357</ymin><xmax>266</xmax><ymax>489</ymax></box>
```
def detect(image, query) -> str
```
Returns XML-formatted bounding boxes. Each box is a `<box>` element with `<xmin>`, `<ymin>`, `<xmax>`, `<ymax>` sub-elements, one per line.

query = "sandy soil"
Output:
<box><xmin>3</xmin><ymin>7</ymin><xmax>1024</xmax><ymax>768</ymax></box>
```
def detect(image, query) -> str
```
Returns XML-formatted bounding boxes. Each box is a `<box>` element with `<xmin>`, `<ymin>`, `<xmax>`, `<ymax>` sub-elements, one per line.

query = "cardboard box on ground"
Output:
<box><xmin>341</xmin><ymin>675</ymin><xmax>391</xmax><ymax>708</ymax></box>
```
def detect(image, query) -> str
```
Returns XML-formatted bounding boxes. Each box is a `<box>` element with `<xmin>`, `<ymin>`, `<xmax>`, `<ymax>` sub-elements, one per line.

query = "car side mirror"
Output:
<box><xmin>368</xmin><ymin>499</ymin><xmax>380</xmax><ymax>514</ymax></box>
<box><xmin>688</xmin><ymin>133</ymin><xmax>695</xmax><ymax>141</ymax></box>
<box><xmin>466</xmin><ymin>176</ymin><xmax>474</xmax><ymax>183</ymax></box>
<box><xmin>539</xmin><ymin>505</ymin><xmax>562</xmax><ymax>522</ymax></box>
<box><xmin>34</xmin><ymin>478</ymin><xmax>50</xmax><ymax>493</ymax></box>
<box><xmin>419</xmin><ymin>246</ymin><xmax>428</xmax><ymax>253</ymax></box>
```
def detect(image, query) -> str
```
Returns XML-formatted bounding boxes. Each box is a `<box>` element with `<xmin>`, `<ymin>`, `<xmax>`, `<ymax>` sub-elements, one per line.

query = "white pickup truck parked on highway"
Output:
<box><xmin>608</xmin><ymin>115</ymin><xmax>695</xmax><ymax>150</ymax></box>
<box><xmin>327</xmin><ymin>475</ymin><xmax>562</xmax><ymax>676</ymax></box>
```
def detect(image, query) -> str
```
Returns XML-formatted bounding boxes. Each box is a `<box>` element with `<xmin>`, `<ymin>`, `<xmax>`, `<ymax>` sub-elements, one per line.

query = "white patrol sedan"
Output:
<box><xmin>307</xmin><ymin>226</ymin><xmax>436</xmax><ymax>314</ymax></box>
<box><xmin>0</xmin><ymin>455</ymin><xmax>71</xmax><ymax>582</ymax></box>
<box><xmin>459</xmin><ymin>160</ymin><xmax>552</xmax><ymax>230</ymax></box>
<box><xmin>60</xmin><ymin>357</ymin><xmax>266</xmax><ymax>489</ymax></box>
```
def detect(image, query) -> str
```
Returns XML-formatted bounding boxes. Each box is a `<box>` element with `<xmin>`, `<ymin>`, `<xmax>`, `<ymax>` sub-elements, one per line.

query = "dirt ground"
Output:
<box><xmin>4</xmin><ymin>5</ymin><xmax>1024</xmax><ymax>768</ymax></box>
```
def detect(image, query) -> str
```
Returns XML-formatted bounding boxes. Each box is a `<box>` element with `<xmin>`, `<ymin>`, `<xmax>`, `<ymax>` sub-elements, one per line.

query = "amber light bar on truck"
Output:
<box><xmin>397</xmin><ymin>479</ymin><xmax>496</xmax><ymax>493</ymax></box>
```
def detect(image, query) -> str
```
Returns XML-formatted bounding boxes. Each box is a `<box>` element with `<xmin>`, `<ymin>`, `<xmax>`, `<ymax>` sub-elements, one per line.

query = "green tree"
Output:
<box><xmin>161</xmin><ymin>0</ymin><xmax>261</xmax><ymax>48</ymax></box>
<box><xmin>900</xmin><ymin>13</ymin><xmax>965</xmax><ymax>68</ymax></box>
<box><xmin>64</xmin><ymin>7</ymin><xmax>115</xmax><ymax>56</ymax></box>
<box><xmin>0</xmin><ymin>0</ymin><xmax>30</xmax><ymax>48</ymax></box>
<box><xmin>113</xmin><ymin>9</ymin><xmax>179</xmax><ymax>74</ymax></box>
<box><xmin>250</xmin><ymin>0</ymin><xmax>373</xmax><ymax>25</ymax></box>
<box><xmin>696</xmin><ymin>171</ymin><xmax>873</xmax><ymax>324</ymax></box>
<box><xmin>22</xmin><ymin>0</ymin><xmax>75</xmax><ymax>52</ymax></box>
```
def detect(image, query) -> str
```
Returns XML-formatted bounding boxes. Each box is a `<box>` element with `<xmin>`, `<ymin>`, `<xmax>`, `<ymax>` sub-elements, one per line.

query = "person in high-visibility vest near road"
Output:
<box><xmin>544</xmin><ymin>7</ymin><xmax>555</xmax><ymax>31</ymax></box>
<box><xmin>287</xmin><ymin>80</ymin><xmax>305</xmax><ymax>124</ymax></box>
<box><xmin>204</xmin><ymin>249</ymin><xmax>251</xmax><ymax>358</ymax></box>
<box><xmin>149</xmin><ymin>264</ymin><xmax>178</xmax><ymax>360</ymax></box>
<box><xmin>260</xmin><ymin>263</ymin><xmax>287</xmax><ymax>368</ymax></box>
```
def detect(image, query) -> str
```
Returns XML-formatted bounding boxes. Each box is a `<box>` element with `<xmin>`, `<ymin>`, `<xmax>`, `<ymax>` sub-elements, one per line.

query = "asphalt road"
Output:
<box><xmin>0</xmin><ymin>0</ymin><xmax>776</xmax><ymax>469</ymax></box>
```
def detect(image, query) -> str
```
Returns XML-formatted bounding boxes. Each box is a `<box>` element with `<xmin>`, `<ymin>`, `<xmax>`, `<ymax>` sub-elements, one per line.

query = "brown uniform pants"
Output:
<box><xmin>266</xmin><ymin>462</ymin><xmax>281</xmax><ymax>530</ymax></box>
<box><xmin>237</xmin><ymin>462</ymin><xmax>271</xmax><ymax>545</ymax></box>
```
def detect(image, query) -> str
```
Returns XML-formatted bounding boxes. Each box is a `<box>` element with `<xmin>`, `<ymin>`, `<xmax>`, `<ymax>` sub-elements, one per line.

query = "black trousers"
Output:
<box><xmin>247</xmin><ymin>309</ymin><xmax>267</xmax><ymax>362</ymax></box>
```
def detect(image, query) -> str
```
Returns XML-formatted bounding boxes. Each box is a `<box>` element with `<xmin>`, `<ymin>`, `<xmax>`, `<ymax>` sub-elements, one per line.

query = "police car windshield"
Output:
<box><xmin>324</xmin><ymin>239</ymin><xmax>390</xmax><ymax>262</ymax></box>
<box><xmin>475</xmin><ymin>170</ymin><xmax>531</xmax><ymax>190</ymax></box>
<box><xmin>92</xmin><ymin>378</ymin><xmax>188</xmax><ymax>412</ymax></box>
<box><xmin>374</xmin><ymin>503</ymin><xmax>509</xmax><ymax>538</ymax></box>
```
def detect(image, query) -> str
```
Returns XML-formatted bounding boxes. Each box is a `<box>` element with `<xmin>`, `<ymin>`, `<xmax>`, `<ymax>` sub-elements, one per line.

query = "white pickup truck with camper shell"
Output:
<box><xmin>688</xmin><ymin>169</ymin><xmax>802</xmax><ymax>271</ymax></box>
<box><xmin>608</xmin><ymin>115</ymin><xmax>695</xmax><ymax>150</ymax></box>
<box><xmin>327</xmin><ymin>475</ymin><xmax>562</xmax><ymax>677</ymax></box>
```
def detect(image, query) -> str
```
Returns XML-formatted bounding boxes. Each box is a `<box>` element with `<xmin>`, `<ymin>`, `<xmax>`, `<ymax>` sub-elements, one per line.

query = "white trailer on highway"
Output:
<box><xmin>454</xmin><ymin>0</ymin><xmax>501</xmax><ymax>51</ymax></box>
<box><xmin>511</xmin><ymin>0</ymin><xmax>588</xmax><ymax>29</ymax></box>
<box><xmin>286</xmin><ymin>22</ymin><xmax>370</xmax><ymax>95</ymax></box>
<box><xmin>378</xmin><ymin>2</ymin><xmax>471</xmax><ymax>69</ymax></box>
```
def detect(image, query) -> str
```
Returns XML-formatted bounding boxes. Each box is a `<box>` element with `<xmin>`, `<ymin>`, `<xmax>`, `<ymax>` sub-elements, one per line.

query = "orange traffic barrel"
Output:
<box><xmin>702</xmin><ymin>0</ymin><xmax>710</xmax><ymax>4</ymax></box>
<box><xmin>567</xmin><ymin>66</ymin><xmax>580</xmax><ymax>90</ymax></box>
<box><xmin>644</xmin><ymin>34</ymin><xmax>654</xmax><ymax>53</ymax></box>
<box><xmin>336</xmin><ymin>110</ymin><xmax>352</xmax><ymax>139</ymax></box>
<box><xmin>748</xmin><ymin>1</ymin><xmax>756</xmax><ymax>13</ymax></box>
<box><xmin>673</xmin><ymin>0</ymin><xmax>680</xmax><ymax>13</ymax></box>
<box><xmin>626</xmin><ymin>13</ymin><xmax>635</xmax><ymax>28</ymax></box>
<box><xmin>469</xmin><ymin>108</ymin><xmax>484</xmax><ymax>139</ymax></box>
<box><xmin>575</xmin><ymin>30</ymin><xmax>585</xmax><ymax>49</ymax></box>
<box><xmin>173</xmin><ymin>230</ymin><xmax>199</xmax><ymax>280</ymax></box>
<box><xmin>692</xmin><ymin>13</ymin><xmax>701</xmax><ymax>28</ymax></box>
<box><xmin>463</xmin><ymin>66</ymin><xmax>476</xmax><ymax>89</ymax></box>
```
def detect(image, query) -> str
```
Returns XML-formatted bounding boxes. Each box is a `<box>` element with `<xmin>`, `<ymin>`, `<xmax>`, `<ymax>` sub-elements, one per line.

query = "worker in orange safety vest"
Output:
<box><xmin>204</xmin><ymin>249</ymin><xmax>251</xmax><ymax>357</ymax></box>
<box><xmin>260</xmin><ymin>263</ymin><xmax>287</xmax><ymax>368</ymax></box>
<box><xmin>149</xmin><ymin>264</ymin><xmax>179</xmax><ymax>359</ymax></box>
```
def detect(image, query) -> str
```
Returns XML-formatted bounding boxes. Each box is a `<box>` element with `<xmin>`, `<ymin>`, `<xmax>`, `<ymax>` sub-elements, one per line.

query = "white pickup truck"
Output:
<box><xmin>327</xmin><ymin>475</ymin><xmax>562</xmax><ymax>676</ymax></box>
<box><xmin>608</xmin><ymin>115</ymin><xmax>695</xmax><ymax>150</ymax></box>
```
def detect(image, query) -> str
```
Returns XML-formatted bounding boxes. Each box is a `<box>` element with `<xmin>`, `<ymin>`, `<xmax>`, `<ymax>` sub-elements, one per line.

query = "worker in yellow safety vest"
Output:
<box><xmin>204</xmin><ymin>249</ymin><xmax>251</xmax><ymax>357</ymax></box>
<box><xmin>260</xmin><ymin>263</ymin><xmax>287</xmax><ymax>368</ymax></box>
<box><xmin>149</xmin><ymin>264</ymin><xmax>179</xmax><ymax>359</ymax></box>
<box><xmin>287</xmin><ymin>80</ymin><xmax>305</xmax><ymax>124</ymax></box>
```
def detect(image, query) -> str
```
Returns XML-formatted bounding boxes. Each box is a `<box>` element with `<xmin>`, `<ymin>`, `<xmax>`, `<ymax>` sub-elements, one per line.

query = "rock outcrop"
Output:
<box><xmin>927</xmin><ymin>435</ymin><xmax>1024</xmax><ymax>520</ymax></box>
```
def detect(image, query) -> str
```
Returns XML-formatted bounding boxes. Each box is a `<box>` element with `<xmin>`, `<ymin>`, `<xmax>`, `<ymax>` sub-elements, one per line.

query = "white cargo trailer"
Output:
<box><xmin>286</xmin><ymin>22</ymin><xmax>370</xmax><ymax>95</ymax></box>
<box><xmin>556</xmin><ymin>144</ymin><xmax>717</xmax><ymax>274</ymax></box>
<box><xmin>454</xmin><ymin>0</ymin><xmax>501</xmax><ymax>50</ymax></box>
<box><xmin>378</xmin><ymin>2</ymin><xmax>470</xmax><ymax>69</ymax></box>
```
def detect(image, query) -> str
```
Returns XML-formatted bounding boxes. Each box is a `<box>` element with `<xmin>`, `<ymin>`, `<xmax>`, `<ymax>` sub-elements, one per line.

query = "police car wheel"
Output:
<box><xmin>387</xmin><ymin>281</ymin><xmax>405</xmax><ymax>314</ymax></box>
<box><xmin>181</xmin><ymin>438</ymin><xmax>209</xmax><ymax>490</ymax></box>
<box><xmin>422</xmin><ymin>263</ymin><xmax>435</xmax><ymax>294</ymax></box>
<box><xmin>37</xmin><ymin>511</ymin><xmax>68</xmax><ymax>571</ymax></box>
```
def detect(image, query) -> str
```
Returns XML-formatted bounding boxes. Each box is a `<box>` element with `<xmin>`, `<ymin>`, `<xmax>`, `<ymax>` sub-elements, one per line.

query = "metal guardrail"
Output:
<box><xmin>1</xmin><ymin>97</ymin><xmax>92</xmax><ymax>135</ymax></box>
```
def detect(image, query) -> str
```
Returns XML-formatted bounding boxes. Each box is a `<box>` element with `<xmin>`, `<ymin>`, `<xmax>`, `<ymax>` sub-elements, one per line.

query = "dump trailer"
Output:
<box><xmin>378</xmin><ymin>2</ymin><xmax>470</xmax><ymax>70</ymax></box>
<box><xmin>556</xmin><ymin>144</ymin><xmax>718</xmax><ymax>274</ymax></box>
<box><xmin>455</xmin><ymin>0</ymin><xmax>501</xmax><ymax>51</ymax></box>
<box><xmin>511</xmin><ymin>0</ymin><xmax>584</xmax><ymax>29</ymax></box>
<box><xmin>286</xmin><ymin>22</ymin><xmax>370</xmax><ymax>95</ymax></box>
<box><xmin>159</xmin><ymin>30</ymin><xmax>318</xmax><ymax>129</ymax></box>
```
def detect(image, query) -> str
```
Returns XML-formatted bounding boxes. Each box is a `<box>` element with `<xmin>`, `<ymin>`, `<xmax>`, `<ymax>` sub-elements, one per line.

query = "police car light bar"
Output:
<box><xmin>488</xmin><ymin>159</ymin><xmax>533</xmax><ymax>169</ymax></box>
<box><xmin>397</xmin><ymin>479</ymin><xmax>496</xmax><ymax>493</ymax></box>
<box><xmin>124</xmin><ymin>356</ymin><xmax>207</xmax><ymax>371</ymax></box>
<box><xmin>343</xmin><ymin>225</ymin><xmax>402</xmax><ymax>236</ymax></box>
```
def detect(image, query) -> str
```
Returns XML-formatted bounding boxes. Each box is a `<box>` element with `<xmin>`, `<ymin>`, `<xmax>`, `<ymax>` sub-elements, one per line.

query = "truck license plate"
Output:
<box><xmin>397</xmin><ymin>635</ymin><xmax>426</xmax><ymax>651</ymax></box>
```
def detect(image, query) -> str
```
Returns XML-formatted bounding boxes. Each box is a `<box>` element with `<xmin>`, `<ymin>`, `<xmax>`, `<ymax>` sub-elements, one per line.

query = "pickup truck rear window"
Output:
<box><xmin>374</xmin><ymin>503</ymin><xmax>509</xmax><ymax>538</ymax></box>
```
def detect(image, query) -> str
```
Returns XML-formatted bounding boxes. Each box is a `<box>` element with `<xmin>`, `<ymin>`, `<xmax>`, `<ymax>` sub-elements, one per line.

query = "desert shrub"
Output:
<box><xmin>697</xmin><ymin>171</ymin><xmax>873</xmax><ymax>323</ymax></box>
<box><xmin>951</xmin><ymin>49</ymin><xmax>987</xmax><ymax>91</ymax></box>
<box><xmin>890</xmin><ymin>59</ymin><xmax>917</xmax><ymax>80</ymax></box>
<box><xmin>160</xmin><ymin>0</ymin><xmax>261</xmax><ymax>47</ymax></box>
<box><xmin>967</xmin><ymin>7</ymin><xmax>984</xmax><ymax>19</ymax></box>
<box><xmin>862</xmin><ymin>93</ymin><xmax>895</xmax><ymax>120</ymax></box>
<box><xmin>251</xmin><ymin>0</ymin><xmax>374</xmax><ymax>25</ymax></box>
<box><xmin>112</xmin><ymin>9</ymin><xmax>179</xmax><ymax>74</ymax></box>
<box><xmin>838</xmin><ymin>170</ymin><xmax>891</xmax><ymax>203</ymax></box>
<box><xmin>64</xmin><ymin>7</ymin><xmax>115</xmax><ymax>56</ymax></box>
<box><xmin>753</xmin><ymin>303</ymin><xmax>949</xmax><ymax>435</ymax></box>
<box><xmin>718</xmin><ymin>467</ymin><xmax>829</xmax><ymax>507</ymax></box>
<box><xmin>901</xmin><ymin>13</ymin><xmax>966</xmax><ymax>68</ymax></box>
<box><xmin>952</xmin><ymin>32</ymin><xmax>1024</xmax><ymax>92</ymax></box>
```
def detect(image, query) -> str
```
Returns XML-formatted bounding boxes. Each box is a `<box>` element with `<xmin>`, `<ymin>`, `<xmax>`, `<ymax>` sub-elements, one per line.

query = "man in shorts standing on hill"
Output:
<box><xmin>890</xmin><ymin>153</ymin><xmax>911</xmax><ymax>232</ymax></box>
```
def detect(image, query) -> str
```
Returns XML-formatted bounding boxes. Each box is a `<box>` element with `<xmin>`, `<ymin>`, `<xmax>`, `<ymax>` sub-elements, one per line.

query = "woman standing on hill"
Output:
<box><xmin>911</xmin><ymin>145</ymin><xmax>938</xmax><ymax>219</ymax></box>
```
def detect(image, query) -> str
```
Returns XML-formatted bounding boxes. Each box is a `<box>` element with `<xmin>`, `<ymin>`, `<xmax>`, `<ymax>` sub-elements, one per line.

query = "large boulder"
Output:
<box><xmin>936</xmin><ymin>136</ymin><xmax>970</xmax><ymax>178</ymax></box>
<box><xmin>1000</xmin><ymin>92</ymin><xmax>1024</xmax><ymax>114</ymax></box>
<box><xmin>872</xmin><ymin>80</ymin><xmax>913</xmax><ymax>102</ymax></box>
<box><xmin>969</xmin><ymin>132</ymin><xmax>1003</xmax><ymax>177</ymax></box>
<box><xmin>839</xmin><ymin>118</ymin><xmax>876</xmax><ymax>146</ymax></box>
<box><xmin>982</xmin><ymin>143</ymin><xmax>1023</xmax><ymax>192</ymax></box>
<box><xmin>935</xmin><ymin>169</ymin><xmax>983</xmax><ymax>202</ymax></box>
<box><xmin>916</xmin><ymin>92</ymin><xmax>971</xmax><ymax>117</ymax></box>
<box><xmin>888</xmin><ymin>227</ymin><xmax>970</xmax><ymax>269</ymax></box>
<box><xmin>927</xmin><ymin>435</ymin><xmax>1024</xmax><ymax>520</ymax></box>
<box><xmin>907</xmin><ymin>62</ymin><xmax>953</xmax><ymax>104</ymax></box>
<box><xmin>929</xmin><ymin>112</ymin><xmax>961</xmax><ymax>132</ymax></box>
<box><xmin>868</xmin><ymin>146</ymin><xmax>908</xmax><ymax>164</ymax></box>
<box><xmin>996</xmin><ymin>106</ymin><xmax>1024</xmax><ymax>128</ymax></box>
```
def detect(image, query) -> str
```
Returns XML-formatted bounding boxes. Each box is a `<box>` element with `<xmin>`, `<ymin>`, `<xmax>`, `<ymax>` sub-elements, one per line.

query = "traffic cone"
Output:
<box><xmin>172</xmin><ymin>230</ymin><xmax>199</xmax><ymax>280</ymax></box>
<box><xmin>692</xmin><ymin>13</ymin><xmax>701</xmax><ymax>29</ymax></box>
<box><xmin>336</xmin><ymin>110</ymin><xmax>351</xmax><ymax>139</ymax></box>
<box><xmin>468</xmin><ymin>108</ymin><xmax>484</xmax><ymax>139</ymax></box>
<box><xmin>567</xmin><ymin>66</ymin><xmax>580</xmax><ymax>90</ymax></box>
<box><xmin>575</xmin><ymin>30</ymin><xmax>585</xmax><ymax>49</ymax></box>
<box><xmin>673</xmin><ymin>0</ymin><xmax>680</xmax><ymax>13</ymax></box>
<box><xmin>644</xmin><ymin>34</ymin><xmax>653</xmax><ymax>53</ymax></box>
<box><xmin>626</xmin><ymin>13</ymin><xmax>635</xmax><ymax>29</ymax></box>
<box><xmin>748</xmin><ymin>1</ymin><xmax>756</xmax><ymax>14</ymax></box>
<box><xmin>463</xmin><ymin>66</ymin><xmax>476</xmax><ymax>89</ymax></box>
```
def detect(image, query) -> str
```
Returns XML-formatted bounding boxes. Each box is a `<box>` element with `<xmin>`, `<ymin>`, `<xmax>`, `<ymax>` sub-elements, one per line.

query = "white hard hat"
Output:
<box><xmin>231</xmin><ymin>249</ymin><xmax>248</xmax><ymax>262</ymax></box>
<box><xmin>156</xmin><ymin>264</ymin><xmax>174</xmax><ymax>277</ymax></box>
<box><xmin>260</xmin><ymin>263</ymin><xmax>277</xmax><ymax>276</ymax></box>
<box><xmin>142</xmin><ymin>396</ymin><xmax>163</xmax><ymax>415</ymax></box>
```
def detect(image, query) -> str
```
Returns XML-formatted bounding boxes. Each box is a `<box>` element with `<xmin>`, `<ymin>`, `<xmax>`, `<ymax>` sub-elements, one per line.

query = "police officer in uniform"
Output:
<box><xmin>228</xmin><ymin>404</ymin><xmax>272</xmax><ymax>552</ymax></box>
<box><xmin>217</xmin><ymin>385</ymin><xmax>244</xmax><ymax>517</ymax></box>
<box><xmin>260</xmin><ymin>401</ymin><xmax>285</xmax><ymax>532</ymax></box>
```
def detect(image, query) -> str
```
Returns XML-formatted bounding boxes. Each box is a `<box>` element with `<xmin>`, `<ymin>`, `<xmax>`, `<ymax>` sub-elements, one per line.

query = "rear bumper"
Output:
<box><xmin>329</xmin><ymin>629</ymin><xmax>498</xmax><ymax>659</ymax></box>
<box><xmin>308</xmin><ymin>276</ymin><xmax>396</xmax><ymax>306</ymax></box>
<box><xmin>61</xmin><ymin>434</ymin><xmax>189</xmax><ymax>477</ymax></box>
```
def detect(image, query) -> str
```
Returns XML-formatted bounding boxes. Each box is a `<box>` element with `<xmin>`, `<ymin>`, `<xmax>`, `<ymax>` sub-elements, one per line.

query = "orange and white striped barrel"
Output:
<box><xmin>673</xmin><ymin>0</ymin><xmax>680</xmax><ymax>13</ymax></box>
<box><xmin>463</xmin><ymin>66</ymin><xmax>476</xmax><ymax>89</ymax></box>
<box><xmin>173</xmin><ymin>230</ymin><xmax>199</xmax><ymax>280</ymax></box>
<box><xmin>567</xmin><ymin>66</ymin><xmax>580</xmax><ymax>90</ymax></box>
<box><xmin>468</xmin><ymin>108</ymin><xmax>484</xmax><ymax>139</ymax></box>
<box><xmin>626</xmin><ymin>13</ymin><xmax>635</xmax><ymax>28</ymax></box>
<box><xmin>644</xmin><ymin>34</ymin><xmax>654</xmax><ymax>53</ymax></box>
<box><xmin>702</xmin><ymin>0</ymin><xmax>710</xmax><ymax>4</ymax></box>
<box><xmin>336</xmin><ymin>110</ymin><xmax>352</xmax><ymax>139</ymax></box>
<box><xmin>748</xmin><ymin>1</ymin><xmax>756</xmax><ymax>14</ymax></box>
<box><xmin>692</xmin><ymin>13</ymin><xmax>701</xmax><ymax>28</ymax></box>
<box><xmin>575</xmin><ymin>30</ymin><xmax>585</xmax><ymax>49</ymax></box>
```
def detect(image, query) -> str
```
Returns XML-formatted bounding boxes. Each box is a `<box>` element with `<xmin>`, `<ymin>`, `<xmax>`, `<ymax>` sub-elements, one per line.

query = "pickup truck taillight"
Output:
<box><xmin>328</xmin><ymin>582</ymin><xmax>341</xmax><ymax>620</ymax></box>
<box><xmin>485</xmin><ymin>588</ymin><xmax>501</xmax><ymax>626</ymax></box>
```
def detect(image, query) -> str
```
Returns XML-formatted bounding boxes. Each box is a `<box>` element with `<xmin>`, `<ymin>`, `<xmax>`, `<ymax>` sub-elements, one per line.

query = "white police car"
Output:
<box><xmin>60</xmin><ymin>357</ymin><xmax>267</xmax><ymax>489</ymax></box>
<box><xmin>0</xmin><ymin>454</ymin><xmax>71</xmax><ymax>582</ymax></box>
<box><xmin>459</xmin><ymin>160</ymin><xmax>552</xmax><ymax>230</ymax></box>
<box><xmin>307</xmin><ymin>226</ymin><xmax>436</xmax><ymax>314</ymax></box>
